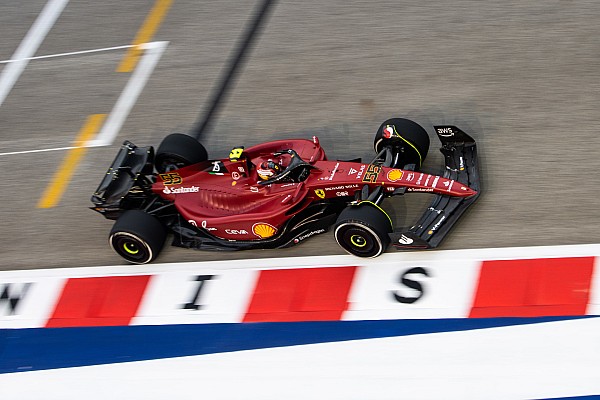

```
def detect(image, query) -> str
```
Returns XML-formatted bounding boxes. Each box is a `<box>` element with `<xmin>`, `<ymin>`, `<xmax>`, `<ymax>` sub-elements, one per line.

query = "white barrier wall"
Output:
<box><xmin>1</xmin><ymin>244</ymin><xmax>600</xmax><ymax>400</ymax></box>
<box><xmin>1</xmin><ymin>244</ymin><xmax>599</xmax><ymax>328</ymax></box>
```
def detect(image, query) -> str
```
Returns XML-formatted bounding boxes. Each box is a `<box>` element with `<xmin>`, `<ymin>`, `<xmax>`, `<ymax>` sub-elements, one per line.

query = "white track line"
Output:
<box><xmin>0</xmin><ymin>41</ymin><xmax>167</xmax><ymax>157</ymax></box>
<box><xmin>0</xmin><ymin>146</ymin><xmax>81</xmax><ymax>157</ymax></box>
<box><xmin>0</xmin><ymin>0</ymin><xmax>70</xmax><ymax>108</ymax></box>
<box><xmin>0</xmin><ymin>44</ymin><xmax>135</xmax><ymax>64</ymax></box>
<box><xmin>89</xmin><ymin>41</ymin><xmax>169</xmax><ymax>147</ymax></box>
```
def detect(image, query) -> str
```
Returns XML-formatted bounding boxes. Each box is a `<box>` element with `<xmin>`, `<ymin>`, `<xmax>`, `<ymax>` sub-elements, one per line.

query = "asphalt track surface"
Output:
<box><xmin>1</xmin><ymin>0</ymin><xmax>599</xmax><ymax>270</ymax></box>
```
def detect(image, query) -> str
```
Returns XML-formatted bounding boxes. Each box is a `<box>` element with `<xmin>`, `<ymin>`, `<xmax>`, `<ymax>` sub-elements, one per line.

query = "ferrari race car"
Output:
<box><xmin>91</xmin><ymin>118</ymin><xmax>480</xmax><ymax>264</ymax></box>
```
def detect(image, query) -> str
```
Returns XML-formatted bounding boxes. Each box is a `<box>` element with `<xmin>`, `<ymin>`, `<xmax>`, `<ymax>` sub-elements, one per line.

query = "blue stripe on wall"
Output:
<box><xmin>0</xmin><ymin>316</ymin><xmax>592</xmax><ymax>374</ymax></box>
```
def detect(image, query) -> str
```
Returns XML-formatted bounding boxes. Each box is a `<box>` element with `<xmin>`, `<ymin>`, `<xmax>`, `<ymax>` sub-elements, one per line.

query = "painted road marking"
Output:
<box><xmin>0</xmin><ymin>44</ymin><xmax>135</xmax><ymax>64</ymax></box>
<box><xmin>0</xmin><ymin>0</ymin><xmax>69</xmax><ymax>108</ymax></box>
<box><xmin>37</xmin><ymin>114</ymin><xmax>106</xmax><ymax>209</ymax></box>
<box><xmin>0</xmin><ymin>146</ymin><xmax>79</xmax><ymax>157</ymax></box>
<box><xmin>89</xmin><ymin>41</ymin><xmax>168</xmax><ymax>147</ymax></box>
<box><xmin>117</xmin><ymin>0</ymin><xmax>173</xmax><ymax>73</ymax></box>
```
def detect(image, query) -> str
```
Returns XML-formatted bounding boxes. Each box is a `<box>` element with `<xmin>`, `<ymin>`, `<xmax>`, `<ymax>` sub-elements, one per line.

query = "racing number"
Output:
<box><xmin>159</xmin><ymin>173</ymin><xmax>182</xmax><ymax>185</ymax></box>
<box><xmin>362</xmin><ymin>165</ymin><xmax>381</xmax><ymax>183</ymax></box>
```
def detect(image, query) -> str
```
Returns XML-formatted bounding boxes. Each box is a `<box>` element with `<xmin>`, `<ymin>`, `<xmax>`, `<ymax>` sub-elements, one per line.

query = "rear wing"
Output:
<box><xmin>390</xmin><ymin>126</ymin><xmax>480</xmax><ymax>250</ymax></box>
<box><xmin>90</xmin><ymin>141</ymin><xmax>154</xmax><ymax>218</ymax></box>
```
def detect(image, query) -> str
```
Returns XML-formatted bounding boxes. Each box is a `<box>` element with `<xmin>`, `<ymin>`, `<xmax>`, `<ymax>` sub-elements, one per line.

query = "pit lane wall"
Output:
<box><xmin>1</xmin><ymin>244</ymin><xmax>600</xmax><ymax>399</ymax></box>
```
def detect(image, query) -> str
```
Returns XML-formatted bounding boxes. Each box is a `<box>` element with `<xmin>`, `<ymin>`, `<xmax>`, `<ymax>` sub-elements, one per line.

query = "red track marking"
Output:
<box><xmin>469</xmin><ymin>257</ymin><xmax>595</xmax><ymax>318</ymax></box>
<box><xmin>45</xmin><ymin>276</ymin><xmax>151</xmax><ymax>327</ymax></box>
<box><xmin>243</xmin><ymin>267</ymin><xmax>357</xmax><ymax>322</ymax></box>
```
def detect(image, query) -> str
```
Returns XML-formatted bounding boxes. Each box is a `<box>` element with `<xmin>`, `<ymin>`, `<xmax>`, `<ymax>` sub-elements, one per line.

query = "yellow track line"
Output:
<box><xmin>116</xmin><ymin>0</ymin><xmax>173</xmax><ymax>72</ymax></box>
<box><xmin>37</xmin><ymin>114</ymin><xmax>106</xmax><ymax>209</ymax></box>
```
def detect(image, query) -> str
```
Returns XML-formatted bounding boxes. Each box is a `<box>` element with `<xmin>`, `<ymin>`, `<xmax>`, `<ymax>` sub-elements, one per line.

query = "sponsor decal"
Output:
<box><xmin>225</xmin><ymin>229</ymin><xmax>248</xmax><ymax>235</ymax></box>
<box><xmin>202</xmin><ymin>221</ymin><xmax>216</xmax><ymax>231</ymax></box>
<box><xmin>231</xmin><ymin>171</ymin><xmax>241</xmax><ymax>180</ymax></box>
<box><xmin>314</xmin><ymin>189</ymin><xmax>325</xmax><ymax>199</ymax></box>
<box><xmin>324</xmin><ymin>184</ymin><xmax>359</xmax><ymax>191</ymax></box>
<box><xmin>355</xmin><ymin>164</ymin><xmax>366</xmax><ymax>180</ymax></box>
<box><xmin>159</xmin><ymin>172</ymin><xmax>182</xmax><ymax>185</ymax></box>
<box><xmin>407</xmin><ymin>187</ymin><xmax>434</xmax><ymax>193</ymax></box>
<box><xmin>436</xmin><ymin>127</ymin><xmax>454</xmax><ymax>137</ymax></box>
<box><xmin>293</xmin><ymin>228</ymin><xmax>326</xmax><ymax>243</ymax></box>
<box><xmin>250</xmin><ymin>186</ymin><xmax>259</xmax><ymax>193</ymax></box>
<box><xmin>415</xmin><ymin>173</ymin><xmax>424</xmax><ymax>185</ymax></box>
<box><xmin>460</xmin><ymin>186</ymin><xmax>468</xmax><ymax>191</ymax></box>
<box><xmin>252</xmin><ymin>223</ymin><xmax>277</xmax><ymax>239</ymax></box>
<box><xmin>383</xmin><ymin>125</ymin><xmax>395</xmax><ymax>139</ymax></box>
<box><xmin>427</xmin><ymin>216</ymin><xmax>446</xmax><ymax>235</ymax></box>
<box><xmin>428</xmin><ymin>207</ymin><xmax>443</xmax><ymax>215</ymax></box>
<box><xmin>431</xmin><ymin>176</ymin><xmax>440</xmax><ymax>188</ymax></box>
<box><xmin>406</xmin><ymin>172</ymin><xmax>415</xmax><ymax>182</ymax></box>
<box><xmin>188</xmin><ymin>219</ymin><xmax>197</xmax><ymax>227</ymax></box>
<box><xmin>362</xmin><ymin>164</ymin><xmax>381</xmax><ymax>183</ymax></box>
<box><xmin>163</xmin><ymin>185</ymin><xmax>199</xmax><ymax>194</ymax></box>
<box><xmin>348</xmin><ymin>168</ymin><xmax>358</xmax><ymax>175</ymax></box>
<box><xmin>387</xmin><ymin>169</ymin><xmax>403</xmax><ymax>182</ymax></box>
<box><xmin>424</xmin><ymin>175</ymin><xmax>431</xmax><ymax>186</ymax></box>
<box><xmin>327</xmin><ymin>162</ymin><xmax>340</xmax><ymax>181</ymax></box>
<box><xmin>398</xmin><ymin>234</ymin><xmax>414</xmax><ymax>245</ymax></box>
<box><xmin>459</xmin><ymin>156</ymin><xmax>465</xmax><ymax>171</ymax></box>
<box><xmin>446</xmin><ymin>179</ymin><xmax>454</xmax><ymax>192</ymax></box>
<box><xmin>335</xmin><ymin>191</ymin><xmax>349</xmax><ymax>197</ymax></box>
<box><xmin>238</xmin><ymin>166</ymin><xmax>245</xmax><ymax>173</ymax></box>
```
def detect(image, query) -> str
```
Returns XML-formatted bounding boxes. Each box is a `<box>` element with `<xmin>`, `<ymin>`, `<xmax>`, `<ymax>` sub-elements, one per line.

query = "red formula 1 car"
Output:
<box><xmin>91</xmin><ymin>118</ymin><xmax>479</xmax><ymax>264</ymax></box>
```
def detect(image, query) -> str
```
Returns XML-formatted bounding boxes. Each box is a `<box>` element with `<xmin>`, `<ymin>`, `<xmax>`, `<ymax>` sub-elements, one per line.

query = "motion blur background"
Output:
<box><xmin>1</xmin><ymin>0</ymin><xmax>599</xmax><ymax>269</ymax></box>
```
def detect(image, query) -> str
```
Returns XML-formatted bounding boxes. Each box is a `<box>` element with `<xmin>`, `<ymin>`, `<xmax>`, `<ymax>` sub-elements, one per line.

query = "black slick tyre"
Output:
<box><xmin>374</xmin><ymin>118</ymin><xmax>430</xmax><ymax>169</ymax></box>
<box><xmin>155</xmin><ymin>133</ymin><xmax>208</xmax><ymax>173</ymax></box>
<box><xmin>109</xmin><ymin>210</ymin><xmax>167</xmax><ymax>264</ymax></box>
<box><xmin>334</xmin><ymin>203</ymin><xmax>392</xmax><ymax>258</ymax></box>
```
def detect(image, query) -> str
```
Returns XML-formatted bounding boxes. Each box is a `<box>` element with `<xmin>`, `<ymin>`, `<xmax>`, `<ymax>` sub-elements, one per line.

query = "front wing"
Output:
<box><xmin>390</xmin><ymin>125</ymin><xmax>480</xmax><ymax>250</ymax></box>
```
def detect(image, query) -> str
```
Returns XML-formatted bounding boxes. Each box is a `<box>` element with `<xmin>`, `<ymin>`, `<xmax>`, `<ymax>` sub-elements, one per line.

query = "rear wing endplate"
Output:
<box><xmin>90</xmin><ymin>141</ymin><xmax>153</xmax><ymax>209</ymax></box>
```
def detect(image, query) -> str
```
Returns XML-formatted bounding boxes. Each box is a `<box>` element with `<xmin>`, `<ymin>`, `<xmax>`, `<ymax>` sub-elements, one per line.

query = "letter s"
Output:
<box><xmin>391</xmin><ymin>267</ymin><xmax>430</xmax><ymax>304</ymax></box>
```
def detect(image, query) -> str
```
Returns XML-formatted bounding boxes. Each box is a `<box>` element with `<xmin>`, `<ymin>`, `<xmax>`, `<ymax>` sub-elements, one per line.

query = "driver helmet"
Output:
<box><xmin>257</xmin><ymin>159</ymin><xmax>282</xmax><ymax>180</ymax></box>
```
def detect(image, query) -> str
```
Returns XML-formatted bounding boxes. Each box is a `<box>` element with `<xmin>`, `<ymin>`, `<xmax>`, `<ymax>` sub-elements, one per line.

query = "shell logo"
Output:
<box><xmin>387</xmin><ymin>169</ymin><xmax>403</xmax><ymax>182</ymax></box>
<box><xmin>252</xmin><ymin>222</ymin><xmax>278</xmax><ymax>239</ymax></box>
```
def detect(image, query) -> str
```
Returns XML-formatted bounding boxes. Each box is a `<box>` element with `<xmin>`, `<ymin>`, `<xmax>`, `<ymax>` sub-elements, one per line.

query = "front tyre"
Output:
<box><xmin>334</xmin><ymin>204</ymin><xmax>392</xmax><ymax>258</ymax></box>
<box><xmin>374</xmin><ymin>118</ymin><xmax>430</xmax><ymax>169</ymax></box>
<box><xmin>109</xmin><ymin>210</ymin><xmax>167</xmax><ymax>264</ymax></box>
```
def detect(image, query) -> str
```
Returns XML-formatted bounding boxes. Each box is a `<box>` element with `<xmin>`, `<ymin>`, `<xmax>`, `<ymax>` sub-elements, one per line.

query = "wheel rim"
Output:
<box><xmin>110</xmin><ymin>232</ymin><xmax>153</xmax><ymax>264</ymax></box>
<box><xmin>156</xmin><ymin>155</ymin><xmax>189</xmax><ymax>173</ymax></box>
<box><xmin>350</xmin><ymin>234</ymin><xmax>367</xmax><ymax>248</ymax></box>
<box><xmin>335</xmin><ymin>223</ymin><xmax>383</xmax><ymax>258</ymax></box>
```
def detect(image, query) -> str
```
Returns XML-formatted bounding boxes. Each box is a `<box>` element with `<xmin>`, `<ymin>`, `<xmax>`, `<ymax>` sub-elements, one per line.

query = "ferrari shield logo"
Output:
<box><xmin>314</xmin><ymin>189</ymin><xmax>325</xmax><ymax>199</ymax></box>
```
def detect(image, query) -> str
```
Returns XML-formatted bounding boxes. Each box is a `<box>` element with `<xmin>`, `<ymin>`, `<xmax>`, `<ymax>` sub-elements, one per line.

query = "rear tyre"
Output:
<box><xmin>373</xmin><ymin>118</ymin><xmax>430</xmax><ymax>169</ymax></box>
<box><xmin>334</xmin><ymin>204</ymin><xmax>392</xmax><ymax>258</ymax></box>
<box><xmin>109</xmin><ymin>210</ymin><xmax>167</xmax><ymax>264</ymax></box>
<box><xmin>155</xmin><ymin>133</ymin><xmax>208</xmax><ymax>173</ymax></box>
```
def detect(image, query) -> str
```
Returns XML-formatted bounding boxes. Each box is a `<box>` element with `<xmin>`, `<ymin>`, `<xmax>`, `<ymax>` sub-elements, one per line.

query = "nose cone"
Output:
<box><xmin>457</xmin><ymin>184</ymin><xmax>478</xmax><ymax>197</ymax></box>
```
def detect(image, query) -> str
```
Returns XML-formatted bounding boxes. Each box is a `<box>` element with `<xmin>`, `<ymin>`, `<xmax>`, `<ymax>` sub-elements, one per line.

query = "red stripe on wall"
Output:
<box><xmin>469</xmin><ymin>257</ymin><xmax>595</xmax><ymax>318</ymax></box>
<box><xmin>243</xmin><ymin>267</ymin><xmax>357</xmax><ymax>322</ymax></box>
<box><xmin>45</xmin><ymin>275</ymin><xmax>151</xmax><ymax>327</ymax></box>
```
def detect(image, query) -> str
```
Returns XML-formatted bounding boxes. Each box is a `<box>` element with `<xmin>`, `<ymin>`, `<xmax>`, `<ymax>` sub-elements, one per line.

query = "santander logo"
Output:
<box><xmin>163</xmin><ymin>186</ymin><xmax>199</xmax><ymax>194</ymax></box>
